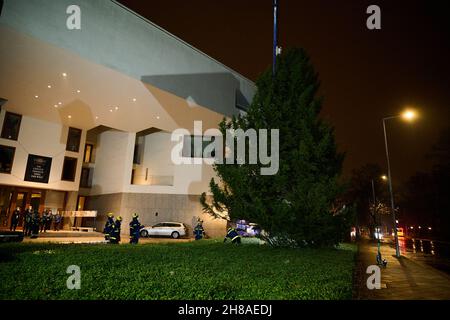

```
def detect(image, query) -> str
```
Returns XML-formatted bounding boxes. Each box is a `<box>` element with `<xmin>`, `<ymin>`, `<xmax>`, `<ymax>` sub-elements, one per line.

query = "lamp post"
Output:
<box><xmin>382</xmin><ymin>109</ymin><xmax>417</xmax><ymax>258</ymax></box>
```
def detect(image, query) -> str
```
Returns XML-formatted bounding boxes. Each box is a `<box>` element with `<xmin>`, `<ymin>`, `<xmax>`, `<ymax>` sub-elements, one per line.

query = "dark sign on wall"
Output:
<box><xmin>24</xmin><ymin>154</ymin><xmax>52</xmax><ymax>183</ymax></box>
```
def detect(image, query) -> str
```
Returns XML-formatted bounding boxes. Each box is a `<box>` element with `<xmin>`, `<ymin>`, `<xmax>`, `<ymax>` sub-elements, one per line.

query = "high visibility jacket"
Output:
<box><xmin>104</xmin><ymin>217</ymin><xmax>114</xmax><ymax>235</ymax></box>
<box><xmin>129</xmin><ymin>218</ymin><xmax>142</xmax><ymax>236</ymax></box>
<box><xmin>225</xmin><ymin>228</ymin><xmax>240</xmax><ymax>242</ymax></box>
<box><xmin>194</xmin><ymin>225</ymin><xmax>204</xmax><ymax>239</ymax></box>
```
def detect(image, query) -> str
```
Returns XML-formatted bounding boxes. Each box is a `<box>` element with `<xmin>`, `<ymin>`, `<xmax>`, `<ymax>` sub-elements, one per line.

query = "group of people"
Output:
<box><xmin>9</xmin><ymin>206</ymin><xmax>62</xmax><ymax>238</ymax></box>
<box><xmin>194</xmin><ymin>219</ymin><xmax>242</xmax><ymax>244</ymax></box>
<box><xmin>102</xmin><ymin>213</ymin><xmax>241</xmax><ymax>245</ymax></box>
<box><xmin>103</xmin><ymin>212</ymin><xmax>144</xmax><ymax>244</ymax></box>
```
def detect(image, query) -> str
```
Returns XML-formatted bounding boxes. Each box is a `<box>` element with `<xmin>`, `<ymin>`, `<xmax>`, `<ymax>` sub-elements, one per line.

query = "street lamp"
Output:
<box><xmin>382</xmin><ymin>108</ymin><xmax>417</xmax><ymax>258</ymax></box>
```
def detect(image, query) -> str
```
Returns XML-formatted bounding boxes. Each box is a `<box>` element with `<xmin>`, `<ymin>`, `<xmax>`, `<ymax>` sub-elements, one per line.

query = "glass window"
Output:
<box><xmin>0</xmin><ymin>145</ymin><xmax>15</xmax><ymax>174</ymax></box>
<box><xmin>66</xmin><ymin>127</ymin><xmax>82</xmax><ymax>152</ymax></box>
<box><xmin>83</xmin><ymin>144</ymin><xmax>93</xmax><ymax>163</ymax></box>
<box><xmin>61</xmin><ymin>156</ymin><xmax>77</xmax><ymax>181</ymax></box>
<box><xmin>1</xmin><ymin>112</ymin><xmax>22</xmax><ymax>141</ymax></box>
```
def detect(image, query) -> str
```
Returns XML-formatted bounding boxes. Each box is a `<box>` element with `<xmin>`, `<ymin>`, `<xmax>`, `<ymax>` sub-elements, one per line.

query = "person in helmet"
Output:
<box><xmin>103</xmin><ymin>212</ymin><xmax>114</xmax><ymax>241</ymax></box>
<box><xmin>109</xmin><ymin>216</ymin><xmax>122</xmax><ymax>244</ymax></box>
<box><xmin>224</xmin><ymin>227</ymin><xmax>241</xmax><ymax>245</ymax></box>
<box><xmin>129</xmin><ymin>213</ymin><xmax>143</xmax><ymax>244</ymax></box>
<box><xmin>193</xmin><ymin>220</ymin><xmax>205</xmax><ymax>240</ymax></box>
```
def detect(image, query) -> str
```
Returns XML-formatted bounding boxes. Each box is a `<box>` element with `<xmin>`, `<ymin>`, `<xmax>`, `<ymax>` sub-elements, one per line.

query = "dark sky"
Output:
<box><xmin>119</xmin><ymin>0</ymin><xmax>450</xmax><ymax>184</ymax></box>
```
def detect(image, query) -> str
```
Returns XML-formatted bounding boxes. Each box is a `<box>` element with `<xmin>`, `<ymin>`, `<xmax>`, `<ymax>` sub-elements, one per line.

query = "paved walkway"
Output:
<box><xmin>354</xmin><ymin>239</ymin><xmax>450</xmax><ymax>299</ymax></box>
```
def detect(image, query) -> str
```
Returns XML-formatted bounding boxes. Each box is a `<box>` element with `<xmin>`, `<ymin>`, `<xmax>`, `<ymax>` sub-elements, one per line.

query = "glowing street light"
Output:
<box><xmin>381</xmin><ymin>175</ymin><xmax>388</xmax><ymax>181</ymax></box>
<box><xmin>382</xmin><ymin>107</ymin><xmax>420</xmax><ymax>258</ymax></box>
<box><xmin>401</xmin><ymin>109</ymin><xmax>417</xmax><ymax>121</ymax></box>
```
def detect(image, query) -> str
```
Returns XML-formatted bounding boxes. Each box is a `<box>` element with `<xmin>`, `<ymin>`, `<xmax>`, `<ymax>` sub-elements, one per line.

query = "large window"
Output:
<box><xmin>0</xmin><ymin>145</ymin><xmax>15</xmax><ymax>174</ymax></box>
<box><xmin>66</xmin><ymin>127</ymin><xmax>82</xmax><ymax>152</ymax></box>
<box><xmin>182</xmin><ymin>135</ymin><xmax>215</xmax><ymax>158</ymax></box>
<box><xmin>1</xmin><ymin>112</ymin><xmax>22</xmax><ymax>141</ymax></box>
<box><xmin>61</xmin><ymin>156</ymin><xmax>77</xmax><ymax>181</ymax></box>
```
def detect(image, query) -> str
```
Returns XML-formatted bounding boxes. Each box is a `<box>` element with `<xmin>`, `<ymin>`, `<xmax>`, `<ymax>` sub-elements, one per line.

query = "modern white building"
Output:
<box><xmin>0</xmin><ymin>0</ymin><xmax>255</xmax><ymax>237</ymax></box>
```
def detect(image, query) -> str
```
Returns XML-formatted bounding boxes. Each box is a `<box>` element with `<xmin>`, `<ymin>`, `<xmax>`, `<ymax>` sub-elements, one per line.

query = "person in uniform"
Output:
<box><xmin>46</xmin><ymin>210</ymin><xmax>53</xmax><ymax>232</ymax></box>
<box><xmin>103</xmin><ymin>212</ymin><xmax>115</xmax><ymax>241</ymax></box>
<box><xmin>224</xmin><ymin>227</ymin><xmax>241</xmax><ymax>245</ymax></box>
<box><xmin>54</xmin><ymin>212</ymin><xmax>62</xmax><ymax>231</ymax></box>
<box><xmin>109</xmin><ymin>216</ymin><xmax>122</xmax><ymax>244</ymax></box>
<box><xmin>40</xmin><ymin>210</ymin><xmax>48</xmax><ymax>233</ymax></box>
<box><xmin>30</xmin><ymin>211</ymin><xmax>41</xmax><ymax>239</ymax></box>
<box><xmin>10</xmin><ymin>207</ymin><xmax>21</xmax><ymax>232</ymax></box>
<box><xmin>129</xmin><ymin>213</ymin><xmax>143</xmax><ymax>244</ymax></box>
<box><xmin>193</xmin><ymin>220</ymin><xmax>205</xmax><ymax>240</ymax></box>
<box><xmin>23</xmin><ymin>206</ymin><xmax>33</xmax><ymax>236</ymax></box>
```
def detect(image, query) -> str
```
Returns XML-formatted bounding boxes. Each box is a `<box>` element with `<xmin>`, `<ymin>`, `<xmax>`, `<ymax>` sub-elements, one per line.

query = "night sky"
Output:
<box><xmin>119</xmin><ymin>0</ymin><xmax>450</xmax><ymax>184</ymax></box>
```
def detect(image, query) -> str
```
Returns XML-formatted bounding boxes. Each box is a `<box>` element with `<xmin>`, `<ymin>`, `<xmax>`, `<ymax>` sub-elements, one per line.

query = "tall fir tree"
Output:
<box><xmin>201</xmin><ymin>48</ymin><xmax>349</xmax><ymax>246</ymax></box>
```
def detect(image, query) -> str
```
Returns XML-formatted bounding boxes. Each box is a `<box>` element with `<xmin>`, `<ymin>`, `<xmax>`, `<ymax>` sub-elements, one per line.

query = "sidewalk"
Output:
<box><xmin>354</xmin><ymin>239</ymin><xmax>450</xmax><ymax>299</ymax></box>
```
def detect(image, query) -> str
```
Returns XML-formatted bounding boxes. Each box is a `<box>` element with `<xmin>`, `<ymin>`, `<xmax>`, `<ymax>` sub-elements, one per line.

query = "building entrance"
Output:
<box><xmin>0</xmin><ymin>186</ymin><xmax>46</xmax><ymax>230</ymax></box>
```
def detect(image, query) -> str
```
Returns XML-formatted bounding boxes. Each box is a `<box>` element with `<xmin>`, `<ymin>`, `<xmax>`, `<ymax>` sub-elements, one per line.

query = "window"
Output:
<box><xmin>1</xmin><ymin>112</ymin><xmax>22</xmax><ymax>141</ymax></box>
<box><xmin>182</xmin><ymin>135</ymin><xmax>215</xmax><ymax>158</ymax></box>
<box><xmin>83</xmin><ymin>144</ymin><xmax>93</xmax><ymax>163</ymax></box>
<box><xmin>0</xmin><ymin>145</ymin><xmax>15</xmax><ymax>174</ymax></box>
<box><xmin>66</xmin><ymin>127</ymin><xmax>82</xmax><ymax>152</ymax></box>
<box><xmin>80</xmin><ymin>167</ymin><xmax>91</xmax><ymax>188</ymax></box>
<box><xmin>61</xmin><ymin>157</ymin><xmax>77</xmax><ymax>181</ymax></box>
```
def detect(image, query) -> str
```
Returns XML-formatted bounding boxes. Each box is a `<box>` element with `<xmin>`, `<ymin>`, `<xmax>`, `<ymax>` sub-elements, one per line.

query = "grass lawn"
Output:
<box><xmin>0</xmin><ymin>239</ymin><xmax>356</xmax><ymax>300</ymax></box>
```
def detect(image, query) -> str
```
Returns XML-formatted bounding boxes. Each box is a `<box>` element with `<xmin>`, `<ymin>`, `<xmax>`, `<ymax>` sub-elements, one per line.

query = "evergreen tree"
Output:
<box><xmin>201</xmin><ymin>48</ymin><xmax>349</xmax><ymax>247</ymax></box>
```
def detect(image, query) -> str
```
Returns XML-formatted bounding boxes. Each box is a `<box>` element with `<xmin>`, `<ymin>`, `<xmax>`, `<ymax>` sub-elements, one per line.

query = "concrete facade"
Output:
<box><xmin>86</xmin><ymin>193</ymin><xmax>226</xmax><ymax>238</ymax></box>
<box><xmin>0</xmin><ymin>0</ymin><xmax>255</xmax><ymax>238</ymax></box>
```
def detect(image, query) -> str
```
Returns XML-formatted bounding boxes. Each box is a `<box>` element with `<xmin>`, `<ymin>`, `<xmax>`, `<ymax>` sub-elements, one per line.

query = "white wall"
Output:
<box><xmin>90</xmin><ymin>130</ymin><xmax>135</xmax><ymax>195</ymax></box>
<box><xmin>133</xmin><ymin>132</ymin><xmax>174</xmax><ymax>185</ymax></box>
<box><xmin>126</xmin><ymin>131</ymin><xmax>218</xmax><ymax>195</ymax></box>
<box><xmin>0</xmin><ymin>110</ymin><xmax>85</xmax><ymax>191</ymax></box>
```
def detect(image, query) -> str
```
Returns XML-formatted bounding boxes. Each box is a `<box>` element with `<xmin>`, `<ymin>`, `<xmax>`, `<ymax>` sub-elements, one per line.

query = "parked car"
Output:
<box><xmin>140</xmin><ymin>222</ymin><xmax>187</xmax><ymax>239</ymax></box>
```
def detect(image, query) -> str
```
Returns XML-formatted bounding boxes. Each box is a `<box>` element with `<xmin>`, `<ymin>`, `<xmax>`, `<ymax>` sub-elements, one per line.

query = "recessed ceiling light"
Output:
<box><xmin>54</xmin><ymin>104</ymin><xmax>58</xmax><ymax>108</ymax></box>
<box><xmin>109</xmin><ymin>109</ymin><xmax>113</xmax><ymax>112</ymax></box>
<box><xmin>34</xmin><ymin>95</ymin><xmax>39</xmax><ymax>98</ymax></box>
<box><xmin>156</xmin><ymin>116</ymin><xmax>160</xmax><ymax>119</ymax></box>
<box><xmin>132</xmin><ymin>98</ymin><xmax>137</xmax><ymax>102</ymax></box>
<box><xmin>62</xmin><ymin>73</ymin><xmax>67</xmax><ymax>77</ymax></box>
<box><xmin>68</xmin><ymin>115</ymin><xmax>72</xmax><ymax>119</ymax></box>
<box><xmin>58</xmin><ymin>102</ymin><xmax>62</xmax><ymax>105</ymax></box>
<box><xmin>115</xmin><ymin>106</ymin><xmax>119</xmax><ymax>110</ymax></box>
<box><xmin>47</xmin><ymin>85</ymin><xmax>52</xmax><ymax>88</ymax></box>
<box><xmin>76</xmin><ymin>90</ymin><xmax>81</xmax><ymax>93</ymax></box>
<box><xmin>95</xmin><ymin>116</ymin><xmax>99</xmax><ymax>120</ymax></box>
